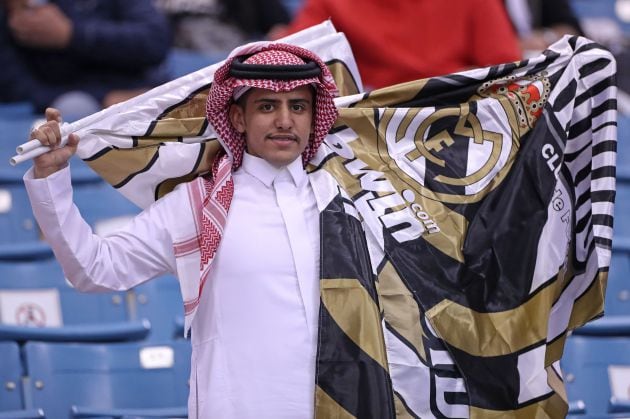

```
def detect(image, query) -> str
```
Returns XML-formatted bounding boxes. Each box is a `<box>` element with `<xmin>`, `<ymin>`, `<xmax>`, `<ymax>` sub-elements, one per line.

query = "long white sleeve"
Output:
<box><xmin>24</xmin><ymin>165</ymin><xmax>180</xmax><ymax>292</ymax></box>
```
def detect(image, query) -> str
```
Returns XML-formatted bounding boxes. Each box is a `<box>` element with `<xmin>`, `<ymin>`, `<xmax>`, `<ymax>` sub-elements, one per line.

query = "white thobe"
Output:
<box><xmin>23</xmin><ymin>152</ymin><xmax>321</xmax><ymax>419</ymax></box>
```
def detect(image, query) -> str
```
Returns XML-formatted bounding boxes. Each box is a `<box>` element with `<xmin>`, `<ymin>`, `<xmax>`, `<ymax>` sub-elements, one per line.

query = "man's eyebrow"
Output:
<box><xmin>252</xmin><ymin>98</ymin><xmax>312</xmax><ymax>104</ymax></box>
<box><xmin>253</xmin><ymin>98</ymin><xmax>280</xmax><ymax>103</ymax></box>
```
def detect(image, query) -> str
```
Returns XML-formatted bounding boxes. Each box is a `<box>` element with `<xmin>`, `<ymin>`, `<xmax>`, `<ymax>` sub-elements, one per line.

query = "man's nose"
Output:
<box><xmin>275</xmin><ymin>106</ymin><xmax>293</xmax><ymax>129</ymax></box>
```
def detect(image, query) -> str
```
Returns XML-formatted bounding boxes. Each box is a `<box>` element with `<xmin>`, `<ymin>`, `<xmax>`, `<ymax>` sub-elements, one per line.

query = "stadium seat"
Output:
<box><xmin>0</xmin><ymin>161</ymin><xmax>102</xmax><ymax>261</ymax></box>
<box><xmin>0</xmin><ymin>341</ymin><xmax>25</xmax><ymax>412</ymax></box>
<box><xmin>0</xmin><ymin>112</ymin><xmax>103</xmax><ymax>184</ymax></box>
<box><xmin>615</xmin><ymin>180</ymin><xmax>630</xmax><ymax>242</ymax></box>
<box><xmin>72</xmin><ymin>181</ymin><xmax>141</xmax><ymax>237</ymax></box>
<box><xmin>23</xmin><ymin>340</ymin><xmax>191</xmax><ymax>418</ymax></box>
<box><xmin>0</xmin><ymin>411</ymin><xmax>44</xmax><ymax>419</ymax></box>
<box><xmin>604</xmin><ymin>249</ymin><xmax>630</xmax><ymax>316</ymax></box>
<box><xmin>0</xmin><ymin>117</ymin><xmax>39</xmax><ymax>184</ymax></box>
<box><xmin>131</xmin><ymin>275</ymin><xmax>184</xmax><ymax>341</ymax></box>
<box><xmin>617</xmin><ymin>116</ymin><xmax>630</xmax><ymax>181</ymax></box>
<box><xmin>0</xmin><ymin>257</ymin><xmax>149</xmax><ymax>343</ymax></box>
<box><xmin>0</xmin><ymin>185</ymin><xmax>46</xmax><ymax>259</ymax></box>
<box><xmin>0</xmin><ymin>102</ymin><xmax>35</xmax><ymax>119</ymax></box>
<box><xmin>0</xmin><ymin>341</ymin><xmax>45</xmax><ymax>418</ymax></box>
<box><xmin>573</xmin><ymin>315</ymin><xmax>630</xmax><ymax>336</ymax></box>
<box><xmin>562</xmin><ymin>334</ymin><xmax>630</xmax><ymax>418</ymax></box>
<box><xmin>571</xmin><ymin>0</ymin><xmax>630</xmax><ymax>33</ymax></box>
<box><xmin>166</xmin><ymin>47</ymin><xmax>223</xmax><ymax>79</ymax></box>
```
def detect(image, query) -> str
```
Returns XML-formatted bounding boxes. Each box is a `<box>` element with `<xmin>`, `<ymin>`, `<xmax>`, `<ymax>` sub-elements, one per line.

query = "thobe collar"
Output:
<box><xmin>240</xmin><ymin>151</ymin><xmax>307</xmax><ymax>189</ymax></box>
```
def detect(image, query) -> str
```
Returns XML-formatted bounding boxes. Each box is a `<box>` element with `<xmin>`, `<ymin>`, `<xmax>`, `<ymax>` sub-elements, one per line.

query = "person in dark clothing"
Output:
<box><xmin>0</xmin><ymin>0</ymin><xmax>172</xmax><ymax>120</ymax></box>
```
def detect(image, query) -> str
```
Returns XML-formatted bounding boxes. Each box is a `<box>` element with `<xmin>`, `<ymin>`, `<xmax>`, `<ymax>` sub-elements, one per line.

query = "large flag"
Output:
<box><xmin>32</xmin><ymin>23</ymin><xmax>616</xmax><ymax>418</ymax></box>
<box><xmin>307</xmin><ymin>36</ymin><xmax>616</xmax><ymax>418</ymax></box>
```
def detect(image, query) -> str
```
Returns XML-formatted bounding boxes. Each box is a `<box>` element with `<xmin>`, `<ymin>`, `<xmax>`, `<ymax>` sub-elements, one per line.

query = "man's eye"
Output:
<box><xmin>292</xmin><ymin>104</ymin><xmax>306</xmax><ymax>111</ymax></box>
<box><xmin>259</xmin><ymin>104</ymin><xmax>274</xmax><ymax>111</ymax></box>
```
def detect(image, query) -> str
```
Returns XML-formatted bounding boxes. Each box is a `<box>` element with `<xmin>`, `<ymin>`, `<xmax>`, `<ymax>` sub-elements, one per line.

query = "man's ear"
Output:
<box><xmin>229</xmin><ymin>104</ymin><xmax>246</xmax><ymax>133</ymax></box>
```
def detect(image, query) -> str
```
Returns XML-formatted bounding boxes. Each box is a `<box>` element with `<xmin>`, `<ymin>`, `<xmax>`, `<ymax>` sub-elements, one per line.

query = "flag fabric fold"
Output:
<box><xmin>63</xmin><ymin>24</ymin><xmax>616</xmax><ymax>418</ymax></box>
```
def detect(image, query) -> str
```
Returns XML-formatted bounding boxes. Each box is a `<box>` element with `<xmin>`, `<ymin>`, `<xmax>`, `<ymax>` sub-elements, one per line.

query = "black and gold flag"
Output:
<box><xmin>308</xmin><ymin>35</ymin><xmax>616</xmax><ymax>418</ymax></box>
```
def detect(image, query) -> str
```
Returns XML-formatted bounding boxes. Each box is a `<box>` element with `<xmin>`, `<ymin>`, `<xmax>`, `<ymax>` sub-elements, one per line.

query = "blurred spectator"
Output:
<box><xmin>0</xmin><ymin>0</ymin><xmax>172</xmax><ymax>121</ymax></box>
<box><xmin>271</xmin><ymin>0</ymin><xmax>521</xmax><ymax>90</ymax></box>
<box><xmin>155</xmin><ymin>0</ymin><xmax>290</xmax><ymax>59</ymax></box>
<box><xmin>505</xmin><ymin>0</ymin><xmax>584</xmax><ymax>57</ymax></box>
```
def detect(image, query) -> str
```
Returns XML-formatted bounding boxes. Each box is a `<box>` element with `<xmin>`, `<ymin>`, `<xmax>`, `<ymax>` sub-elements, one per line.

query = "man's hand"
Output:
<box><xmin>8</xmin><ymin>3</ymin><xmax>73</xmax><ymax>49</ymax></box>
<box><xmin>32</xmin><ymin>108</ymin><xmax>80</xmax><ymax>179</ymax></box>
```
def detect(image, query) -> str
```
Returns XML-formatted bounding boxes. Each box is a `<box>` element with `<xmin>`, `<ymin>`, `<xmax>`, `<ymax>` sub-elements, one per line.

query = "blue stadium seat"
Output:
<box><xmin>0</xmin><ymin>341</ymin><xmax>25</xmax><ymax>412</ymax></box>
<box><xmin>0</xmin><ymin>341</ymin><xmax>45</xmax><ymax>418</ymax></box>
<box><xmin>615</xmin><ymin>180</ymin><xmax>630</xmax><ymax>242</ymax></box>
<box><xmin>0</xmin><ymin>102</ymin><xmax>35</xmax><ymax>119</ymax></box>
<box><xmin>0</xmin><ymin>168</ymin><xmax>121</xmax><ymax>260</ymax></box>
<box><xmin>0</xmin><ymin>184</ymin><xmax>50</xmax><ymax>260</ymax></box>
<box><xmin>0</xmin><ymin>257</ymin><xmax>149</xmax><ymax>342</ymax></box>
<box><xmin>0</xmin><ymin>117</ymin><xmax>39</xmax><ymax>184</ymax></box>
<box><xmin>570</xmin><ymin>0</ymin><xmax>630</xmax><ymax>33</ymax></box>
<box><xmin>617</xmin><ymin>116</ymin><xmax>630</xmax><ymax>181</ymax></box>
<box><xmin>0</xmin><ymin>116</ymin><xmax>36</xmax><ymax>144</ymax></box>
<box><xmin>131</xmin><ymin>275</ymin><xmax>184</xmax><ymax>341</ymax></box>
<box><xmin>605</xmin><ymin>249</ymin><xmax>630</xmax><ymax>315</ymax></box>
<box><xmin>23</xmin><ymin>340</ymin><xmax>191</xmax><ymax>418</ymax></box>
<box><xmin>72</xmin><ymin>181</ymin><xmax>141</xmax><ymax>237</ymax></box>
<box><xmin>573</xmin><ymin>315</ymin><xmax>630</xmax><ymax>336</ymax></box>
<box><xmin>0</xmin><ymin>114</ymin><xmax>102</xmax><ymax>184</ymax></box>
<box><xmin>0</xmin><ymin>184</ymin><xmax>39</xmax><ymax>242</ymax></box>
<box><xmin>562</xmin><ymin>334</ymin><xmax>630</xmax><ymax>418</ymax></box>
<box><xmin>0</xmin><ymin>411</ymin><xmax>44</xmax><ymax>419</ymax></box>
<box><xmin>166</xmin><ymin>47</ymin><xmax>223</xmax><ymax>79</ymax></box>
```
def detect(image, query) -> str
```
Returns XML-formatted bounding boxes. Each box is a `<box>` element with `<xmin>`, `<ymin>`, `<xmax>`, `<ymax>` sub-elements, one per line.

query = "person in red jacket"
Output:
<box><xmin>271</xmin><ymin>0</ymin><xmax>521</xmax><ymax>90</ymax></box>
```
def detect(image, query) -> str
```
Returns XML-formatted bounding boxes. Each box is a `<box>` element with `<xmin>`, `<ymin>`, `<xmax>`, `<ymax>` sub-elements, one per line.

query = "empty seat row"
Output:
<box><xmin>563</xmin><ymin>332</ymin><xmax>630</xmax><ymax>418</ymax></box>
<box><xmin>0</xmin><ymin>256</ymin><xmax>184</xmax><ymax>343</ymax></box>
<box><xmin>0</xmin><ymin>177</ymin><xmax>140</xmax><ymax>258</ymax></box>
<box><xmin>0</xmin><ymin>340</ymin><xmax>190</xmax><ymax>418</ymax></box>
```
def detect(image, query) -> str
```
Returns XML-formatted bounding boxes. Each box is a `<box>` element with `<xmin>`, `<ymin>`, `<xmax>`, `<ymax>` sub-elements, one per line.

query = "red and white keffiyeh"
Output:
<box><xmin>175</xmin><ymin>42</ymin><xmax>339</xmax><ymax>324</ymax></box>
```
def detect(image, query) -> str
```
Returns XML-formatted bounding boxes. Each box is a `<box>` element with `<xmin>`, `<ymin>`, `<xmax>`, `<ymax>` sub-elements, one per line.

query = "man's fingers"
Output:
<box><xmin>66</xmin><ymin>133</ymin><xmax>80</xmax><ymax>151</ymax></box>
<box><xmin>40</xmin><ymin>126</ymin><xmax>56</xmax><ymax>147</ymax></box>
<box><xmin>37</xmin><ymin>124</ymin><xmax>60</xmax><ymax>147</ymax></box>
<box><xmin>45</xmin><ymin>108</ymin><xmax>62</xmax><ymax>123</ymax></box>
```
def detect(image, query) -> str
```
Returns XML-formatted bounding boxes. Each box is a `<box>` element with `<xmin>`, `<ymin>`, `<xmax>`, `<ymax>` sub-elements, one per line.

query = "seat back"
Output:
<box><xmin>0</xmin><ymin>258</ymin><xmax>128</xmax><ymax>327</ymax></box>
<box><xmin>615</xmin><ymin>181</ymin><xmax>630</xmax><ymax>242</ymax></box>
<box><xmin>607</xmin><ymin>250</ymin><xmax>630</xmax><ymax>316</ymax></box>
<box><xmin>131</xmin><ymin>275</ymin><xmax>184</xmax><ymax>341</ymax></box>
<box><xmin>72</xmin><ymin>181</ymin><xmax>140</xmax><ymax>237</ymax></box>
<box><xmin>24</xmin><ymin>341</ymin><xmax>191</xmax><ymax>418</ymax></box>
<box><xmin>618</xmin><ymin>116</ymin><xmax>630</xmax><ymax>180</ymax></box>
<box><xmin>0</xmin><ymin>185</ymin><xmax>40</xmax><ymax>247</ymax></box>
<box><xmin>0</xmin><ymin>341</ymin><xmax>24</xmax><ymax>412</ymax></box>
<box><xmin>562</xmin><ymin>334</ymin><xmax>630</xmax><ymax>417</ymax></box>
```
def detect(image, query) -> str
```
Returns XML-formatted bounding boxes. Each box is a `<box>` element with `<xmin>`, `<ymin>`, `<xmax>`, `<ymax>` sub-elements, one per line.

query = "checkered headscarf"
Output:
<box><xmin>180</xmin><ymin>43</ymin><xmax>339</xmax><ymax>317</ymax></box>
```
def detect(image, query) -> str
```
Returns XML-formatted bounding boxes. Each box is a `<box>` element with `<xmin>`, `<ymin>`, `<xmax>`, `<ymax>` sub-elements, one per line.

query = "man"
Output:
<box><xmin>24</xmin><ymin>43</ymin><xmax>339</xmax><ymax>418</ymax></box>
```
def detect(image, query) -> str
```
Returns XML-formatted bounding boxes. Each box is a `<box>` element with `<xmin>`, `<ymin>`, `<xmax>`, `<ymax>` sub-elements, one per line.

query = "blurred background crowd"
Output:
<box><xmin>1</xmin><ymin>0</ymin><xmax>628</xmax><ymax>120</ymax></box>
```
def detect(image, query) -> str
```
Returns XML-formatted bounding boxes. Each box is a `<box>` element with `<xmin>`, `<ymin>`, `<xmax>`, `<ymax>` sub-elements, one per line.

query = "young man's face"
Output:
<box><xmin>229</xmin><ymin>85</ymin><xmax>314</xmax><ymax>168</ymax></box>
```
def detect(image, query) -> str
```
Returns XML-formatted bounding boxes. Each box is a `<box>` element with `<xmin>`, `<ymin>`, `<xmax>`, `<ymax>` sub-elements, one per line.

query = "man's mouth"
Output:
<box><xmin>267</xmin><ymin>134</ymin><xmax>298</xmax><ymax>142</ymax></box>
